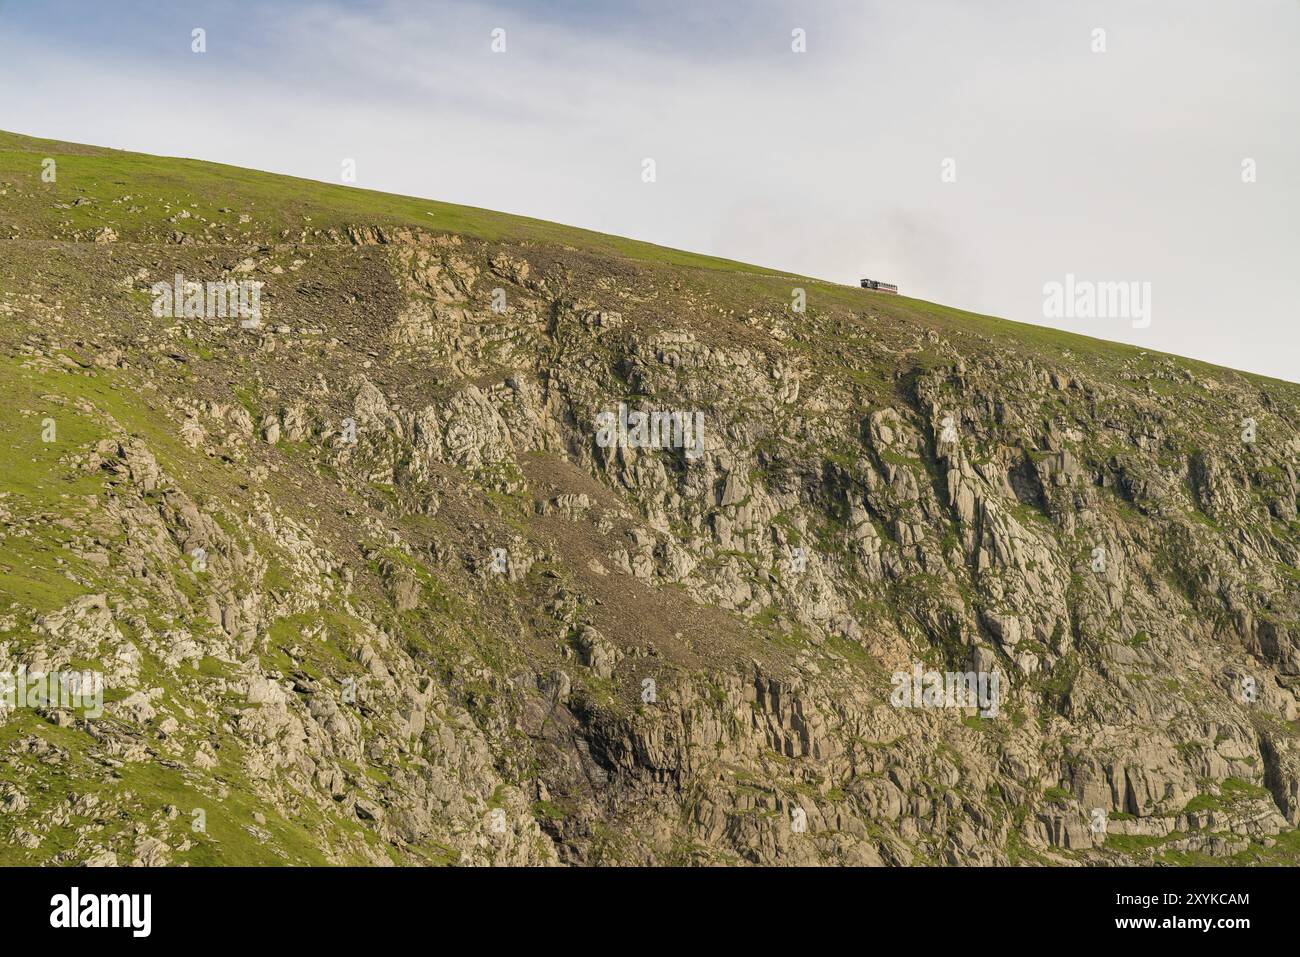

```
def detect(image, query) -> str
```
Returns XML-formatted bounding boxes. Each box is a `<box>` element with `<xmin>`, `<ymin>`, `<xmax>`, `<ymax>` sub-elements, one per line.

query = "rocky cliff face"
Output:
<box><xmin>0</xmin><ymin>131</ymin><xmax>1297</xmax><ymax>865</ymax></box>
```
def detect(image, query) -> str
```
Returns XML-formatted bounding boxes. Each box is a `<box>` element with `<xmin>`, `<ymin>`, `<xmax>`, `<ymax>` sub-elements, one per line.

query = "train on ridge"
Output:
<box><xmin>860</xmin><ymin>278</ymin><xmax>898</xmax><ymax>295</ymax></box>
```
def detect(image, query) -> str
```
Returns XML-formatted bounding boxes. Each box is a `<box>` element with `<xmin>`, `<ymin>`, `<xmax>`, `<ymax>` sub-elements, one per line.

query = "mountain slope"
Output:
<box><xmin>0</xmin><ymin>130</ymin><xmax>1297</xmax><ymax>866</ymax></box>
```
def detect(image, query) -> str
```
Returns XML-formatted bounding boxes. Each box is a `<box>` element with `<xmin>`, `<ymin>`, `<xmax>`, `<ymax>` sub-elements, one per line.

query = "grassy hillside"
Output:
<box><xmin>1</xmin><ymin>128</ymin><xmax>1287</xmax><ymax>389</ymax></box>
<box><xmin>0</xmin><ymin>129</ymin><xmax>1297</xmax><ymax>867</ymax></box>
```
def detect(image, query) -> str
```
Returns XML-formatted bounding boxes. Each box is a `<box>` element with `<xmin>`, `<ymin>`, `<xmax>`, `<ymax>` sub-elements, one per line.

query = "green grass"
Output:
<box><xmin>0</xmin><ymin>130</ymin><xmax>795</xmax><ymax>278</ymax></box>
<box><xmin>3</xmin><ymin>128</ymin><xmax>1292</xmax><ymax>389</ymax></box>
<box><xmin>1180</xmin><ymin>776</ymin><xmax>1272</xmax><ymax>816</ymax></box>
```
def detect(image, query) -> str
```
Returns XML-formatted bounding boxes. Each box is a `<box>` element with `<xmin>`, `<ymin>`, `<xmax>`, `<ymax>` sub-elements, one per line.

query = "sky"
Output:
<box><xmin>0</xmin><ymin>0</ymin><xmax>1296</xmax><ymax>381</ymax></box>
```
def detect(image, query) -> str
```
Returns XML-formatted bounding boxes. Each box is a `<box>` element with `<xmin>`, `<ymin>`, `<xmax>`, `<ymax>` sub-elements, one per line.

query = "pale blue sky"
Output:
<box><xmin>1</xmin><ymin>0</ymin><xmax>1296</xmax><ymax>380</ymax></box>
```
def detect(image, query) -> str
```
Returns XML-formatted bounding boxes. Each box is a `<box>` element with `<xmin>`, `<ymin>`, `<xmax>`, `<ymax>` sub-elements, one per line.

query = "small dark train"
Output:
<box><xmin>860</xmin><ymin>278</ymin><xmax>898</xmax><ymax>295</ymax></box>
